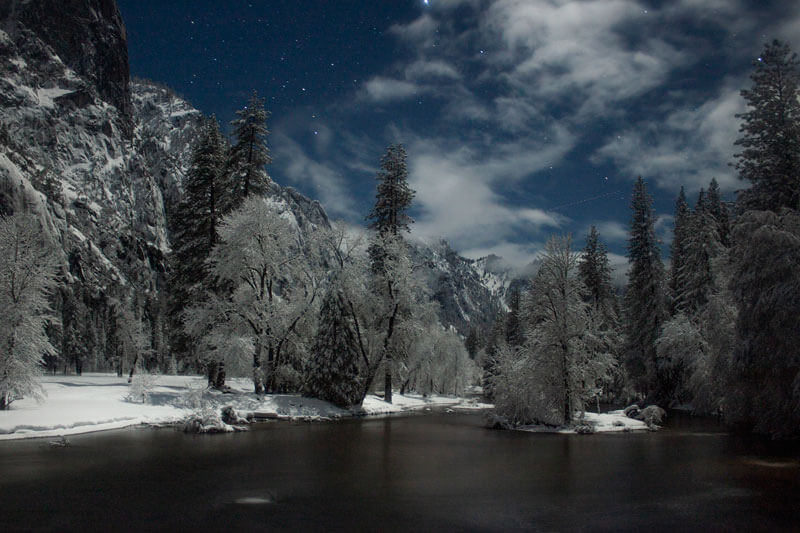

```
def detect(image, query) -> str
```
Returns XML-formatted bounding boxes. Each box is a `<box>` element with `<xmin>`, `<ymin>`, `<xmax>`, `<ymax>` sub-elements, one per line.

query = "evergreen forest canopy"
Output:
<box><xmin>1</xmin><ymin>40</ymin><xmax>799</xmax><ymax>439</ymax></box>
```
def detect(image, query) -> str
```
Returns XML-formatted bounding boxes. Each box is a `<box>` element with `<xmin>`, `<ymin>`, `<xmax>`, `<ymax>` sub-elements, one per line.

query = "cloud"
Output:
<box><xmin>482</xmin><ymin>0</ymin><xmax>687</xmax><ymax>118</ymax></box>
<box><xmin>460</xmin><ymin>240</ymin><xmax>548</xmax><ymax>272</ymax></box>
<box><xmin>655</xmin><ymin>214</ymin><xmax>675</xmax><ymax>246</ymax></box>
<box><xmin>272</xmin><ymin>131</ymin><xmax>357</xmax><ymax>218</ymax></box>
<box><xmin>587</xmin><ymin>220</ymin><xmax>629</xmax><ymax>243</ymax></box>
<box><xmin>607</xmin><ymin>252</ymin><xmax>630</xmax><ymax>288</ymax></box>
<box><xmin>274</xmin><ymin>0</ymin><xmax>791</xmax><ymax>270</ymax></box>
<box><xmin>362</xmin><ymin>77</ymin><xmax>421</xmax><ymax>102</ymax></box>
<box><xmin>405</xmin><ymin>60</ymin><xmax>461</xmax><ymax>81</ymax></box>
<box><xmin>592</xmin><ymin>85</ymin><xmax>747</xmax><ymax>193</ymax></box>
<box><xmin>405</xmin><ymin>139</ymin><xmax>565</xmax><ymax>268</ymax></box>
<box><xmin>388</xmin><ymin>13</ymin><xmax>438</xmax><ymax>45</ymax></box>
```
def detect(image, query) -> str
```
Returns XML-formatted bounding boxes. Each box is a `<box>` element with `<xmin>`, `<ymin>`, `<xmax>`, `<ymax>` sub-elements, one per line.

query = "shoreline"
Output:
<box><xmin>0</xmin><ymin>374</ymin><xmax>492</xmax><ymax>441</ymax></box>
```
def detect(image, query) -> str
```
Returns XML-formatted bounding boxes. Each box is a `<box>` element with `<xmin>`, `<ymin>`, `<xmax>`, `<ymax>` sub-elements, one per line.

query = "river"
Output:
<box><xmin>0</xmin><ymin>411</ymin><xmax>798</xmax><ymax>531</ymax></box>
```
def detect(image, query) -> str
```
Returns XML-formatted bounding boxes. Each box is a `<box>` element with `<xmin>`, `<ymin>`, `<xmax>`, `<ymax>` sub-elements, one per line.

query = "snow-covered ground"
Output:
<box><xmin>0</xmin><ymin>374</ymin><xmax>491</xmax><ymax>440</ymax></box>
<box><xmin>516</xmin><ymin>410</ymin><xmax>650</xmax><ymax>434</ymax></box>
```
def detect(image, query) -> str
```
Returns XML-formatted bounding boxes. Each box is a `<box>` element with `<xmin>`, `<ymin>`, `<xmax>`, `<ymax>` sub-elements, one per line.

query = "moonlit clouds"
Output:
<box><xmin>362</xmin><ymin>77</ymin><xmax>421</xmax><ymax>102</ymax></box>
<box><xmin>273</xmin><ymin>0</ymin><xmax>800</xmax><ymax>272</ymax></box>
<box><xmin>406</xmin><ymin>138</ymin><xmax>565</xmax><ymax>267</ymax></box>
<box><xmin>273</xmin><ymin>130</ymin><xmax>357</xmax><ymax>218</ymax></box>
<box><xmin>484</xmin><ymin>0</ymin><xmax>686</xmax><ymax>117</ymax></box>
<box><xmin>592</xmin><ymin>86</ymin><xmax>747</xmax><ymax>193</ymax></box>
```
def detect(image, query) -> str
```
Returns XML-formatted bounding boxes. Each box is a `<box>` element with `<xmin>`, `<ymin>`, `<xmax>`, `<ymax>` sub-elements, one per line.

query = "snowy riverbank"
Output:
<box><xmin>513</xmin><ymin>411</ymin><xmax>651</xmax><ymax>434</ymax></box>
<box><xmin>0</xmin><ymin>374</ymin><xmax>492</xmax><ymax>440</ymax></box>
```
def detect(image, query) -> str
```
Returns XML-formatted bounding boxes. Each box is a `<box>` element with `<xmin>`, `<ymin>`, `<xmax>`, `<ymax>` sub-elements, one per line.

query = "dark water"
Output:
<box><xmin>1</xmin><ymin>411</ymin><xmax>799</xmax><ymax>532</ymax></box>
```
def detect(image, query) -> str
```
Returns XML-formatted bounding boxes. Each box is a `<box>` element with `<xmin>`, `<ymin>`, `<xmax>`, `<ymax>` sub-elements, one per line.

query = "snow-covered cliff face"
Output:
<box><xmin>471</xmin><ymin>254</ymin><xmax>516</xmax><ymax>307</ymax></box>
<box><xmin>410</xmin><ymin>240</ymin><xmax>509</xmax><ymax>337</ymax></box>
<box><xmin>0</xmin><ymin>0</ymin><xmax>132</xmax><ymax>127</ymax></box>
<box><xmin>0</xmin><ymin>13</ymin><xmax>197</xmax><ymax>293</ymax></box>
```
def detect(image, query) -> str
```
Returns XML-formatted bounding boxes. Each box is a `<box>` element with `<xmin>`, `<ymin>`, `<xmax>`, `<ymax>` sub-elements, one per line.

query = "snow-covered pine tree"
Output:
<box><xmin>726</xmin><ymin>209</ymin><xmax>800</xmax><ymax>438</ymax></box>
<box><xmin>226</xmin><ymin>92</ymin><xmax>272</xmax><ymax>209</ymax></box>
<box><xmin>668</xmin><ymin>187</ymin><xmax>691</xmax><ymax>314</ymax></box>
<box><xmin>0</xmin><ymin>213</ymin><xmax>59</xmax><ymax>410</ymax></box>
<box><xmin>465</xmin><ymin>327</ymin><xmax>480</xmax><ymax>359</ymax></box>
<box><xmin>657</xmin><ymin>181</ymin><xmax>727</xmax><ymax>408</ymax></box>
<box><xmin>624</xmin><ymin>177</ymin><xmax>668</xmax><ymax>400</ymax></box>
<box><xmin>579</xmin><ymin>226</ymin><xmax>616</xmax><ymax>317</ymax></box>
<box><xmin>366</xmin><ymin>144</ymin><xmax>416</xmax><ymax>403</ymax></box>
<box><xmin>705</xmin><ymin>178</ymin><xmax>731</xmax><ymax>247</ymax></box>
<box><xmin>578</xmin><ymin>226</ymin><xmax>623</xmax><ymax>399</ymax></box>
<box><xmin>735</xmin><ymin>40</ymin><xmax>800</xmax><ymax>212</ymax></box>
<box><xmin>480</xmin><ymin>313</ymin><xmax>507</xmax><ymax>401</ymax></box>
<box><xmin>678</xmin><ymin>199</ymin><xmax>724</xmax><ymax>319</ymax></box>
<box><xmin>304</xmin><ymin>282</ymin><xmax>362</xmax><ymax>409</ymax></box>
<box><xmin>367</xmin><ymin>144</ymin><xmax>415</xmax><ymax>237</ymax></box>
<box><xmin>168</xmin><ymin>116</ymin><xmax>228</xmax><ymax>385</ymax></box>
<box><xmin>504</xmin><ymin>285</ymin><xmax>523</xmax><ymax>347</ymax></box>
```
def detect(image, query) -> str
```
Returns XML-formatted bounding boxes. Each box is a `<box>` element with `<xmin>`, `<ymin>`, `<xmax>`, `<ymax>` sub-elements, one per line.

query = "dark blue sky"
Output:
<box><xmin>118</xmin><ymin>0</ymin><xmax>798</xmax><ymax>271</ymax></box>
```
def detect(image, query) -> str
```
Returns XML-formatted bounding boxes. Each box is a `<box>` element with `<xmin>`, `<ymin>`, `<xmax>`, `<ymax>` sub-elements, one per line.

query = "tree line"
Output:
<box><xmin>480</xmin><ymin>40</ymin><xmax>800</xmax><ymax>438</ymax></box>
<box><xmin>0</xmin><ymin>92</ymin><xmax>477</xmax><ymax>410</ymax></box>
<box><xmin>2</xmin><ymin>40</ymin><xmax>798</xmax><ymax>439</ymax></box>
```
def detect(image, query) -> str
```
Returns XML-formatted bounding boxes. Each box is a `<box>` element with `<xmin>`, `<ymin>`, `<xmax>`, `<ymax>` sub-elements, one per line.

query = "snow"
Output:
<box><xmin>0</xmin><ymin>374</ymin><xmax>492</xmax><ymax>440</ymax></box>
<box><xmin>36</xmin><ymin>87</ymin><xmax>74</xmax><ymax>108</ymax></box>
<box><xmin>515</xmin><ymin>410</ymin><xmax>650</xmax><ymax>434</ymax></box>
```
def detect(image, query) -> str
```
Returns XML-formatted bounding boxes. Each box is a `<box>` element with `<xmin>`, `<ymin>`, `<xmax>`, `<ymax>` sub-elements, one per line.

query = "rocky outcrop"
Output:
<box><xmin>0</xmin><ymin>0</ymin><xmax>132</xmax><ymax>133</ymax></box>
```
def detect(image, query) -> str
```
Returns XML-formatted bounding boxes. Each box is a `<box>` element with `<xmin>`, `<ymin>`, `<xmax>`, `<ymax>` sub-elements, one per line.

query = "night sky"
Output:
<box><xmin>117</xmin><ymin>0</ymin><xmax>799</xmax><ymax>272</ymax></box>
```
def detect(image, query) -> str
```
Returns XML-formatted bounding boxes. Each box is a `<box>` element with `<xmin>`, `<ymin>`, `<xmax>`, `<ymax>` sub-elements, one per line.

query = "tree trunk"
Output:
<box><xmin>127</xmin><ymin>353</ymin><xmax>139</xmax><ymax>383</ymax></box>
<box><xmin>384</xmin><ymin>355</ymin><xmax>392</xmax><ymax>403</ymax></box>
<box><xmin>253</xmin><ymin>342</ymin><xmax>264</xmax><ymax>395</ymax></box>
<box><xmin>0</xmin><ymin>393</ymin><xmax>7</xmax><ymax>410</ymax></box>
<box><xmin>400</xmin><ymin>378</ymin><xmax>410</xmax><ymax>396</ymax></box>
<box><xmin>215</xmin><ymin>361</ymin><xmax>226</xmax><ymax>389</ymax></box>
<box><xmin>562</xmin><ymin>343</ymin><xmax>571</xmax><ymax>425</ymax></box>
<box><xmin>207</xmin><ymin>360</ymin><xmax>218</xmax><ymax>387</ymax></box>
<box><xmin>265</xmin><ymin>344</ymin><xmax>275</xmax><ymax>393</ymax></box>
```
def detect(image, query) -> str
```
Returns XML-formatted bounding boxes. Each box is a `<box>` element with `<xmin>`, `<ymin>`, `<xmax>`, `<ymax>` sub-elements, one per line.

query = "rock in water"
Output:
<box><xmin>48</xmin><ymin>436</ymin><xmax>70</xmax><ymax>447</ymax></box>
<box><xmin>636</xmin><ymin>405</ymin><xmax>666</xmax><ymax>429</ymax></box>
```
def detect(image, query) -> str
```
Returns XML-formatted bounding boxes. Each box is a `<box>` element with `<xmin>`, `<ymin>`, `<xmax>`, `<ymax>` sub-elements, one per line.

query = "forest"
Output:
<box><xmin>1</xmin><ymin>39</ymin><xmax>799</xmax><ymax>439</ymax></box>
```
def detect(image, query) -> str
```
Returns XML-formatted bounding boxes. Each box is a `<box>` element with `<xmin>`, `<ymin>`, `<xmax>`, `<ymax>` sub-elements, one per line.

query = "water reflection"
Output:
<box><xmin>0</xmin><ymin>412</ymin><xmax>797</xmax><ymax>531</ymax></box>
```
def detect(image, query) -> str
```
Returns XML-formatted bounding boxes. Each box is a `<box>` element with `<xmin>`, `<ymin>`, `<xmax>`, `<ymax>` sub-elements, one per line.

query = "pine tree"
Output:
<box><xmin>304</xmin><ymin>283</ymin><xmax>363</xmax><ymax>409</ymax></box>
<box><xmin>366</xmin><ymin>144</ymin><xmax>416</xmax><ymax>403</ymax></box>
<box><xmin>624</xmin><ymin>177</ymin><xmax>667</xmax><ymax>399</ymax></box>
<box><xmin>367</xmin><ymin>144</ymin><xmax>415</xmax><ymax>237</ymax></box>
<box><xmin>227</xmin><ymin>92</ymin><xmax>272</xmax><ymax>209</ymax></box>
<box><xmin>726</xmin><ymin>209</ymin><xmax>800</xmax><ymax>437</ymax></box>
<box><xmin>465</xmin><ymin>327</ymin><xmax>480</xmax><ymax>359</ymax></box>
<box><xmin>679</xmin><ymin>200</ymin><xmax>724</xmax><ymax>318</ymax></box>
<box><xmin>481</xmin><ymin>313</ymin><xmax>506</xmax><ymax>400</ymax></box>
<box><xmin>504</xmin><ymin>285</ymin><xmax>523</xmax><ymax>347</ymax></box>
<box><xmin>579</xmin><ymin>226</ymin><xmax>615</xmax><ymax>315</ymax></box>
<box><xmin>669</xmin><ymin>188</ymin><xmax>691</xmax><ymax>314</ymax></box>
<box><xmin>168</xmin><ymin>116</ymin><xmax>228</xmax><ymax>381</ymax></box>
<box><xmin>735</xmin><ymin>40</ymin><xmax>800</xmax><ymax>211</ymax></box>
<box><xmin>705</xmin><ymin>178</ymin><xmax>731</xmax><ymax>247</ymax></box>
<box><xmin>578</xmin><ymin>226</ymin><xmax>623</xmax><ymax>399</ymax></box>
